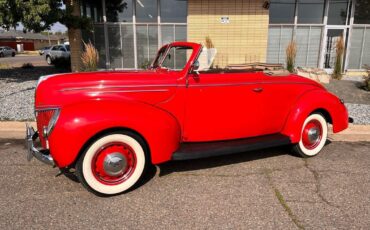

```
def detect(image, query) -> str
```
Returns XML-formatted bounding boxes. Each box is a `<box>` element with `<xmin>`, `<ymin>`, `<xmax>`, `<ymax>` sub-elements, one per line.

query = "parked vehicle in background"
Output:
<box><xmin>45</xmin><ymin>44</ymin><xmax>70</xmax><ymax>65</ymax></box>
<box><xmin>26</xmin><ymin>42</ymin><xmax>350</xmax><ymax>196</ymax></box>
<box><xmin>0</xmin><ymin>46</ymin><xmax>16</xmax><ymax>57</ymax></box>
<box><xmin>39</xmin><ymin>46</ymin><xmax>51</xmax><ymax>56</ymax></box>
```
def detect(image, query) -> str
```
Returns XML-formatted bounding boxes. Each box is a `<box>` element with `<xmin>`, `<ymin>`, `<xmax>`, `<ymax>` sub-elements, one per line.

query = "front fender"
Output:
<box><xmin>281</xmin><ymin>89</ymin><xmax>348</xmax><ymax>143</ymax></box>
<box><xmin>49</xmin><ymin>99</ymin><xmax>181</xmax><ymax>168</ymax></box>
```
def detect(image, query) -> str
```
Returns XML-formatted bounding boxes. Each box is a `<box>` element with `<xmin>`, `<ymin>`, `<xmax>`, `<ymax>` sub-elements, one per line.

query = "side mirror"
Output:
<box><xmin>192</xmin><ymin>60</ymin><xmax>200</xmax><ymax>74</ymax></box>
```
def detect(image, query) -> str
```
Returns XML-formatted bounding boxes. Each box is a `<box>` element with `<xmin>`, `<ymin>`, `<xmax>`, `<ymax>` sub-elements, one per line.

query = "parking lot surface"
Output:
<box><xmin>0</xmin><ymin>55</ymin><xmax>47</xmax><ymax>68</ymax></box>
<box><xmin>0</xmin><ymin>139</ymin><xmax>369</xmax><ymax>229</ymax></box>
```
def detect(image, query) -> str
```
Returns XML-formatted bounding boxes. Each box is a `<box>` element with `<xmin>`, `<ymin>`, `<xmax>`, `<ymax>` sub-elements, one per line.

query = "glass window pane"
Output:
<box><xmin>161</xmin><ymin>25</ymin><xmax>174</xmax><ymax>45</ymax></box>
<box><xmin>297</xmin><ymin>0</ymin><xmax>324</xmax><ymax>24</ymax></box>
<box><xmin>354</xmin><ymin>0</ymin><xmax>370</xmax><ymax>24</ymax></box>
<box><xmin>307</xmin><ymin>27</ymin><xmax>322</xmax><ymax>67</ymax></box>
<box><xmin>81</xmin><ymin>0</ymin><xmax>103</xmax><ymax>22</ymax></box>
<box><xmin>135</xmin><ymin>0</ymin><xmax>158</xmax><ymax>22</ymax></box>
<box><xmin>106</xmin><ymin>0</ymin><xmax>133</xmax><ymax>22</ymax></box>
<box><xmin>121</xmin><ymin>25</ymin><xmax>135</xmax><ymax>68</ymax></box>
<box><xmin>94</xmin><ymin>25</ymin><xmax>107</xmax><ymax>68</ymax></box>
<box><xmin>295</xmin><ymin>26</ymin><xmax>322</xmax><ymax>67</ymax></box>
<box><xmin>327</xmin><ymin>0</ymin><xmax>349</xmax><ymax>25</ymax></box>
<box><xmin>348</xmin><ymin>28</ymin><xmax>364</xmax><ymax>69</ymax></box>
<box><xmin>362</xmin><ymin>29</ymin><xmax>370</xmax><ymax>68</ymax></box>
<box><xmin>162</xmin><ymin>46</ymin><xmax>192</xmax><ymax>70</ymax></box>
<box><xmin>269</xmin><ymin>0</ymin><xmax>296</xmax><ymax>24</ymax></box>
<box><xmin>161</xmin><ymin>0</ymin><xmax>187</xmax><ymax>23</ymax></box>
<box><xmin>175</xmin><ymin>25</ymin><xmax>187</xmax><ymax>41</ymax></box>
<box><xmin>136</xmin><ymin>25</ymin><xmax>158</xmax><ymax>68</ymax></box>
<box><xmin>267</xmin><ymin>26</ymin><xmax>294</xmax><ymax>64</ymax></box>
<box><xmin>108</xmin><ymin>25</ymin><xmax>123</xmax><ymax>69</ymax></box>
<box><xmin>295</xmin><ymin>27</ymin><xmax>309</xmax><ymax>66</ymax></box>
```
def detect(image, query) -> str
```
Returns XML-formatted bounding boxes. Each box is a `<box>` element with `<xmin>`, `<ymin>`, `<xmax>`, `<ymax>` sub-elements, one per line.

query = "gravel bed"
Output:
<box><xmin>345</xmin><ymin>103</ymin><xmax>370</xmax><ymax>125</ymax></box>
<box><xmin>0</xmin><ymin>75</ymin><xmax>369</xmax><ymax>124</ymax></box>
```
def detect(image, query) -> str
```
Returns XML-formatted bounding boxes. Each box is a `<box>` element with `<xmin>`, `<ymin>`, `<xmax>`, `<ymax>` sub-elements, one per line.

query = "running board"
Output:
<box><xmin>172</xmin><ymin>134</ymin><xmax>291</xmax><ymax>161</ymax></box>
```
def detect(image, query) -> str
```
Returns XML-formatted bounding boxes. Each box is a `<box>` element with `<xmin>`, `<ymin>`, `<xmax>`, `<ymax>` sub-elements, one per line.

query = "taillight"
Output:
<box><xmin>35</xmin><ymin>108</ymin><xmax>60</xmax><ymax>148</ymax></box>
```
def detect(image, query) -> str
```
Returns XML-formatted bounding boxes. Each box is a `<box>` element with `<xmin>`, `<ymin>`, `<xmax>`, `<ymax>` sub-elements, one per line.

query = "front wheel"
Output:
<box><xmin>76</xmin><ymin>131</ymin><xmax>148</xmax><ymax>196</ymax></box>
<box><xmin>46</xmin><ymin>56</ymin><xmax>52</xmax><ymax>65</ymax></box>
<box><xmin>292</xmin><ymin>113</ymin><xmax>328</xmax><ymax>157</ymax></box>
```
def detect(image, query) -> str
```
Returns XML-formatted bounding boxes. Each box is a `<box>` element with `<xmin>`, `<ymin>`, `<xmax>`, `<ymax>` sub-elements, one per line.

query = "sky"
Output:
<box><xmin>16</xmin><ymin>22</ymin><xmax>68</xmax><ymax>33</ymax></box>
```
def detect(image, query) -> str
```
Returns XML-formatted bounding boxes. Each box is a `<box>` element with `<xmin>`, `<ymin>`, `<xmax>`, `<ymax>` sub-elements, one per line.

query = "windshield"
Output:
<box><xmin>152</xmin><ymin>45</ymin><xmax>193</xmax><ymax>71</ymax></box>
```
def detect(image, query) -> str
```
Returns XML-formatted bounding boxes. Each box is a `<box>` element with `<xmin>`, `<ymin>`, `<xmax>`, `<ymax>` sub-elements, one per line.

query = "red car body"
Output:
<box><xmin>27</xmin><ymin>42</ymin><xmax>348</xmax><ymax>195</ymax></box>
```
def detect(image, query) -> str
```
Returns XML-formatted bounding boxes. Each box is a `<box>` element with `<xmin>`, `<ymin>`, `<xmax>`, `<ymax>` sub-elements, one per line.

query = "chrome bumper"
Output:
<box><xmin>26</xmin><ymin>124</ymin><xmax>54</xmax><ymax>166</ymax></box>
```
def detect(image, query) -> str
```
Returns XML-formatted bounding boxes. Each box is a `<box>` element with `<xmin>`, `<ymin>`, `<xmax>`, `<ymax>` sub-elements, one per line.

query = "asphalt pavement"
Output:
<box><xmin>0</xmin><ymin>55</ymin><xmax>47</xmax><ymax>67</ymax></box>
<box><xmin>0</xmin><ymin>139</ymin><xmax>369</xmax><ymax>229</ymax></box>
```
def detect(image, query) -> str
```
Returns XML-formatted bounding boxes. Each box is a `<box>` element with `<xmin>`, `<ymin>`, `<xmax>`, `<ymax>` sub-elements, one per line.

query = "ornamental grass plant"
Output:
<box><xmin>333</xmin><ymin>35</ymin><xmax>345</xmax><ymax>80</ymax></box>
<box><xmin>81</xmin><ymin>41</ymin><xmax>99</xmax><ymax>72</ymax></box>
<box><xmin>286</xmin><ymin>40</ymin><xmax>297</xmax><ymax>73</ymax></box>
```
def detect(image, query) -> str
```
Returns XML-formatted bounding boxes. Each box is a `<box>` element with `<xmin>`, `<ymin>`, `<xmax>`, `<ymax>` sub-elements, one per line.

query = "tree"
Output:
<box><xmin>0</xmin><ymin>0</ymin><xmax>89</xmax><ymax>71</ymax></box>
<box><xmin>0</xmin><ymin>0</ymin><xmax>63</xmax><ymax>32</ymax></box>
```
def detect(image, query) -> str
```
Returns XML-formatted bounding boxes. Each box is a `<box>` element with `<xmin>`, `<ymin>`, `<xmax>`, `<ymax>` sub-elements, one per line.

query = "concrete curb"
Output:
<box><xmin>0</xmin><ymin>122</ymin><xmax>369</xmax><ymax>142</ymax></box>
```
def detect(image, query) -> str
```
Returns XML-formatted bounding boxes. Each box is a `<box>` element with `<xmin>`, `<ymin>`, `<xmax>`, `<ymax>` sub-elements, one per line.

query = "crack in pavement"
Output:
<box><xmin>264</xmin><ymin>169</ymin><xmax>305</xmax><ymax>230</ymax></box>
<box><xmin>302</xmin><ymin>159</ymin><xmax>341</xmax><ymax>209</ymax></box>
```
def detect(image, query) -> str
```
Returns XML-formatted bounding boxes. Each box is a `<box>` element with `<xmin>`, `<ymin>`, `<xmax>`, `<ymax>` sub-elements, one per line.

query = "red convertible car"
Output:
<box><xmin>26</xmin><ymin>42</ymin><xmax>349</xmax><ymax>195</ymax></box>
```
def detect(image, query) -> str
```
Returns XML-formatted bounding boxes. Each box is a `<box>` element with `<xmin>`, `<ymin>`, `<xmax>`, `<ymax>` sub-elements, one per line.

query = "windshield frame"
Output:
<box><xmin>151</xmin><ymin>44</ymin><xmax>196</xmax><ymax>71</ymax></box>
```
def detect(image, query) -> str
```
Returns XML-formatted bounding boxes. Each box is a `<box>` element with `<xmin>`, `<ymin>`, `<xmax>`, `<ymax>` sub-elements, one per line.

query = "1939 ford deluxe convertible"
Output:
<box><xmin>26</xmin><ymin>42</ymin><xmax>349</xmax><ymax>195</ymax></box>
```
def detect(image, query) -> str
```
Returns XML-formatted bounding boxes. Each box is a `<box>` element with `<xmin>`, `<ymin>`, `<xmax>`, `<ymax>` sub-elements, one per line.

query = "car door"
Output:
<box><xmin>5</xmin><ymin>47</ymin><xmax>11</xmax><ymax>56</ymax></box>
<box><xmin>183</xmin><ymin>71</ymin><xmax>269</xmax><ymax>142</ymax></box>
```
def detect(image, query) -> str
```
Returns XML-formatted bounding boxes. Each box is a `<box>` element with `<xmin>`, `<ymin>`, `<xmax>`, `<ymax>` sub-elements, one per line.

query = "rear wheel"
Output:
<box><xmin>292</xmin><ymin>113</ymin><xmax>328</xmax><ymax>157</ymax></box>
<box><xmin>76</xmin><ymin>131</ymin><xmax>148</xmax><ymax>196</ymax></box>
<box><xmin>0</xmin><ymin>53</ymin><xmax>3</xmax><ymax>58</ymax></box>
<box><xmin>12</xmin><ymin>52</ymin><xmax>15</xmax><ymax>57</ymax></box>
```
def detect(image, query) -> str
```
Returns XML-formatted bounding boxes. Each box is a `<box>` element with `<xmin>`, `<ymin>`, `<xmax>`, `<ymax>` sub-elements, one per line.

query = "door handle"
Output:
<box><xmin>253</xmin><ymin>87</ymin><xmax>263</xmax><ymax>93</ymax></box>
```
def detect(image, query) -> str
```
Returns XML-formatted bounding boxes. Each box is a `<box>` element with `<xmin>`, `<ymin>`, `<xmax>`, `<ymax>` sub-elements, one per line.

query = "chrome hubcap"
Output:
<box><xmin>103</xmin><ymin>153</ymin><xmax>127</xmax><ymax>177</ymax></box>
<box><xmin>308</xmin><ymin>127</ymin><xmax>320</xmax><ymax>143</ymax></box>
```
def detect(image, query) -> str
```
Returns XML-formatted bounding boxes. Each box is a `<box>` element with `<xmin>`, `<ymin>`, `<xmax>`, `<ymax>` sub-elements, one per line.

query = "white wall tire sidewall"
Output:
<box><xmin>82</xmin><ymin>134</ymin><xmax>145</xmax><ymax>195</ymax></box>
<box><xmin>298</xmin><ymin>114</ymin><xmax>328</xmax><ymax>157</ymax></box>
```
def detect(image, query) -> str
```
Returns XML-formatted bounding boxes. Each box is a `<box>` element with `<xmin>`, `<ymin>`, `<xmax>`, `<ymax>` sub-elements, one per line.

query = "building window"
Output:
<box><xmin>327</xmin><ymin>0</ymin><xmax>349</xmax><ymax>25</ymax></box>
<box><xmin>354</xmin><ymin>0</ymin><xmax>370</xmax><ymax>24</ymax></box>
<box><xmin>161</xmin><ymin>0</ymin><xmax>187</xmax><ymax>23</ymax></box>
<box><xmin>136</xmin><ymin>25</ymin><xmax>158</xmax><ymax>68</ymax></box>
<box><xmin>269</xmin><ymin>0</ymin><xmax>296</xmax><ymax>24</ymax></box>
<box><xmin>135</xmin><ymin>0</ymin><xmax>158</xmax><ymax>22</ymax></box>
<box><xmin>81</xmin><ymin>0</ymin><xmax>103</xmax><ymax>22</ymax></box>
<box><xmin>295</xmin><ymin>26</ymin><xmax>322</xmax><ymax>67</ymax></box>
<box><xmin>105</xmin><ymin>0</ymin><xmax>133</xmax><ymax>22</ymax></box>
<box><xmin>266</xmin><ymin>26</ymin><xmax>294</xmax><ymax>64</ymax></box>
<box><xmin>297</xmin><ymin>0</ymin><xmax>324</xmax><ymax>24</ymax></box>
<box><xmin>348</xmin><ymin>27</ymin><xmax>370</xmax><ymax>69</ymax></box>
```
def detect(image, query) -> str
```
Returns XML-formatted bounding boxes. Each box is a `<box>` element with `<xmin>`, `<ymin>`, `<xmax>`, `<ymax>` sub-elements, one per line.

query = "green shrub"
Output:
<box><xmin>21</xmin><ymin>63</ymin><xmax>34</xmax><ymax>69</ymax></box>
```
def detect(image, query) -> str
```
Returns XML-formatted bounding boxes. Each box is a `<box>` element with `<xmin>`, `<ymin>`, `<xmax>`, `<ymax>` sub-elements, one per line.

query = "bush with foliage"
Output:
<box><xmin>21</xmin><ymin>63</ymin><xmax>34</xmax><ymax>69</ymax></box>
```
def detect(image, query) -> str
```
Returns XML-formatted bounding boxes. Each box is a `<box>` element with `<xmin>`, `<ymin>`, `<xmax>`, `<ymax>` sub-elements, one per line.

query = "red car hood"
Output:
<box><xmin>35</xmin><ymin>70</ymin><xmax>179</xmax><ymax>108</ymax></box>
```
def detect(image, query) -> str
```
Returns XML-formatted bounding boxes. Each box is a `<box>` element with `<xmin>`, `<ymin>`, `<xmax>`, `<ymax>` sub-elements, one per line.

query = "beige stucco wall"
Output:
<box><xmin>188</xmin><ymin>0</ymin><xmax>269</xmax><ymax>67</ymax></box>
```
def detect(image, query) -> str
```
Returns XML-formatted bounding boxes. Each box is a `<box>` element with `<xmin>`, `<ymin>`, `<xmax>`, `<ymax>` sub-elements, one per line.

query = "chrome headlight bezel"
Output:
<box><xmin>35</xmin><ymin>107</ymin><xmax>61</xmax><ymax>137</ymax></box>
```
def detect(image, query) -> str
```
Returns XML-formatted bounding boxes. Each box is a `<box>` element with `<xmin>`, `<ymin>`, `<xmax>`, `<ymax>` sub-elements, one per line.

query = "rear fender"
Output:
<box><xmin>282</xmin><ymin>90</ymin><xmax>348</xmax><ymax>143</ymax></box>
<box><xmin>49</xmin><ymin>99</ymin><xmax>181</xmax><ymax>168</ymax></box>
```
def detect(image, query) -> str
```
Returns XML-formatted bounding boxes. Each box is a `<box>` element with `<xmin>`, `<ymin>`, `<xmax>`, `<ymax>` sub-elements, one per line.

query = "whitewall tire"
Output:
<box><xmin>76</xmin><ymin>132</ymin><xmax>147</xmax><ymax>196</ymax></box>
<box><xmin>293</xmin><ymin>113</ymin><xmax>328</xmax><ymax>157</ymax></box>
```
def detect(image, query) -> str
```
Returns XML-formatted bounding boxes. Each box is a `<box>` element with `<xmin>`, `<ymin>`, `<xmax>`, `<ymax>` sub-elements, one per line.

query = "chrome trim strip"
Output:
<box><xmin>95</xmin><ymin>89</ymin><xmax>169</xmax><ymax>93</ymax></box>
<box><xmin>60</xmin><ymin>84</ymin><xmax>178</xmax><ymax>92</ymax></box>
<box><xmin>187</xmin><ymin>81</ymin><xmax>319</xmax><ymax>88</ymax></box>
<box><xmin>60</xmin><ymin>81</ymin><xmax>317</xmax><ymax>92</ymax></box>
